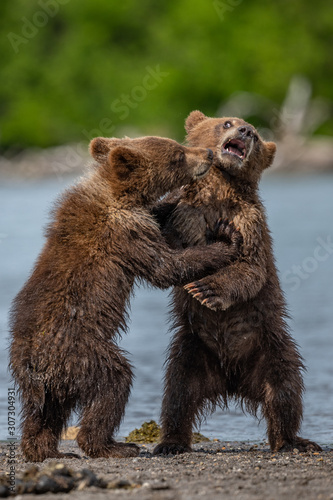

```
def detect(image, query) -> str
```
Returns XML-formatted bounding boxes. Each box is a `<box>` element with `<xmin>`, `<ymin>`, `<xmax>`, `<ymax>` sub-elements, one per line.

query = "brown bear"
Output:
<box><xmin>152</xmin><ymin>112</ymin><xmax>322</xmax><ymax>455</ymax></box>
<box><xmin>9</xmin><ymin>135</ymin><xmax>243</xmax><ymax>462</ymax></box>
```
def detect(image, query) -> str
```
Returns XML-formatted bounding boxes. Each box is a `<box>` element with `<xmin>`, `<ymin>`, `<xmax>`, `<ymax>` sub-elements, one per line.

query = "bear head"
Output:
<box><xmin>90</xmin><ymin>136</ymin><xmax>214</xmax><ymax>204</ymax></box>
<box><xmin>185</xmin><ymin>111</ymin><xmax>276</xmax><ymax>185</ymax></box>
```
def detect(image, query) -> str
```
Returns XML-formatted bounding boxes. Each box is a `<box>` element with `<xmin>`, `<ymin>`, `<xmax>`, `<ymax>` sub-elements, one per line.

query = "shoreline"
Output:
<box><xmin>1</xmin><ymin>440</ymin><xmax>332</xmax><ymax>499</ymax></box>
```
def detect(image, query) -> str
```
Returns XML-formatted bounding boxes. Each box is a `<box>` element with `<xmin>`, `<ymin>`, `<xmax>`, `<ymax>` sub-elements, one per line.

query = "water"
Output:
<box><xmin>1</xmin><ymin>173</ymin><xmax>332</xmax><ymax>446</ymax></box>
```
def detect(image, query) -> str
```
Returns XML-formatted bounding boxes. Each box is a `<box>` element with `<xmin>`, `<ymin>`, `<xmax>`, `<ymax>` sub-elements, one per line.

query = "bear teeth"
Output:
<box><xmin>223</xmin><ymin>139</ymin><xmax>246</xmax><ymax>159</ymax></box>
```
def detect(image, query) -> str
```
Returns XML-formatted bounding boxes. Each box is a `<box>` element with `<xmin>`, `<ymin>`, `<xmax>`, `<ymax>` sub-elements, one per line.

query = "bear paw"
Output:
<box><xmin>279</xmin><ymin>436</ymin><xmax>322</xmax><ymax>453</ymax></box>
<box><xmin>153</xmin><ymin>442</ymin><xmax>192</xmax><ymax>456</ymax></box>
<box><xmin>22</xmin><ymin>450</ymin><xmax>81</xmax><ymax>462</ymax></box>
<box><xmin>206</xmin><ymin>218</ymin><xmax>243</xmax><ymax>251</ymax></box>
<box><xmin>79</xmin><ymin>442</ymin><xmax>140</xmax><ymax>459</ymax></box>
<box><xmin>103</xmin><ymin>442</ymin><xmax>140</xmax><ymax>458</ymax></box>
<box><xmin>218</xmin><ymin>218</ymin><xmax>243</xmax><ymax>249</ymax></box>
<box><xmin>184</xmin><ymin>278</ymin><xmax>232</xmax><ymax>311</ymax></box>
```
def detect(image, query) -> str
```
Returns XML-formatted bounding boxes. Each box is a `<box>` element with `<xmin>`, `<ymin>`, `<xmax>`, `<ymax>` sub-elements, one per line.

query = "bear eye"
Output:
<box><xmin>223</xmin><ymin>121</ymin><xmax>232</xmax><ymax>129</ymax></box>
<box><xmin>253</xmin><ymin>134</ymin><xmax>258</xmax><ymax>142</ymax></box>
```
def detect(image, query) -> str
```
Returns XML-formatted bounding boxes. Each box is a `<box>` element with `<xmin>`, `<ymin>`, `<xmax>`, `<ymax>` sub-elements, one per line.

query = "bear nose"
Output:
<box><xmin>238</xmin><ymin>125</ymin><xmax>254</xmax><ymax>138</ymax></box>
<box><xmin>207</xmin><ymin>149</ymin><xmax>214</xmax><ymax>161</ymax></box>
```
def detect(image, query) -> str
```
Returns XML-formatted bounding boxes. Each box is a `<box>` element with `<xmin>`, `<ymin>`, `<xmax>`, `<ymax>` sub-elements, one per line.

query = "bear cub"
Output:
<box><xmin>9</xmin><ymin>135</ymin><xmax>242</xmax><ymax>462</ymax></box>
<box><xmin>153</xmin><ymin>112</ymin><xmax>322</xmax><ymax>455</ymax></box>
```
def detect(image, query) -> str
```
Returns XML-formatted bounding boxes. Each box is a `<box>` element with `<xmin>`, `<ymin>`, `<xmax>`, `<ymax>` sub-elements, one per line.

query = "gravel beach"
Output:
<box><xmin>1</xmin><ymin>440</ymin><xmax>332</xmax><ymax>500</ymax></box>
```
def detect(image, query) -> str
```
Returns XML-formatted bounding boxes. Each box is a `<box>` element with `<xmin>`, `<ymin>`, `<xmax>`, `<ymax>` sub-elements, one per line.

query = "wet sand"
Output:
<box><xmin>1</xmin><ymin>440</ymin><xmax>332</xmax><ymax>499</ymax></box>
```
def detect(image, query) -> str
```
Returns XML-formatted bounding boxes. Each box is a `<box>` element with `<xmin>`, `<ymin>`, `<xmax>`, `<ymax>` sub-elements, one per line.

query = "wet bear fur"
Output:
<box><xmin>153</xmin><ymin>112</ymin><xmax>321</xmax><ymax>455</ymax></box>
<box><xmin>9</xmin><ymin>135</ymin><xmax>242</xmax><ymax>462</ymax></box>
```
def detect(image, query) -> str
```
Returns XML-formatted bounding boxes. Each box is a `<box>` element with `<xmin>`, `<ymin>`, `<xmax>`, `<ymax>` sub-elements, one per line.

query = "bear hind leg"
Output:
<box><xmin>153</xmin><ymin>328</ymin><xmax>224</xmax><ymax>456</ymax></box>
<box><xmin>76</xmin><ymin>350</ymin><xmax>139</xmax><ymax>458</ymax></box>
<box><xmin>20</xmin><ymin>390</ymin><xmax>76</xmax><ymax>462</ymax></box>
<box><xmin>263</xmin><ymin>380</ymin><xmax>322</xmax><ymax>453</ymax></box>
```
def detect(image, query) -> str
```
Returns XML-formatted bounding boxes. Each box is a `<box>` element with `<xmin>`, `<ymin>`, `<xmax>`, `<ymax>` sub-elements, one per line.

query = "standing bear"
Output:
<box><xmin>9</xmin><ymin>135</ymin><xmax>243</xmax><ymax>462</ymax></box>
<box><xmin>153</xmin><ymin>111</ymin><xmax>322</xmax><ymax>454</ymax></box>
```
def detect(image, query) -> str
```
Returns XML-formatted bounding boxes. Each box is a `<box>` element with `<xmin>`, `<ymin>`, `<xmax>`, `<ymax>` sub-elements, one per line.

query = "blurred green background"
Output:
<box><xmin>1</xmin><ymin>0</ymin><xmax>332</xmax><ymax>152</ymax></box>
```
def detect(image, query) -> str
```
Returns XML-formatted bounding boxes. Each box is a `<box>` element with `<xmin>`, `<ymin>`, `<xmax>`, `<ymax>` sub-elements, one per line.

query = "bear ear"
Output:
<box><xmin>263</xmin><ymin>141</ymin><xmax>277</xmax><ymax>169</ymax></box>
<box><xmin>108</xmin><ymin>146</ymin><xmax>146</xmax><ymax>180</ymax></box>
<box><xmin>90</xmin><ymin>137</ymin><xmax>122</xmax><ymax>163</ymax></box>
<box><xmin>185</xmin><ymin>110</ymin><xmax>208</xmax><ymax>133</ymax></box>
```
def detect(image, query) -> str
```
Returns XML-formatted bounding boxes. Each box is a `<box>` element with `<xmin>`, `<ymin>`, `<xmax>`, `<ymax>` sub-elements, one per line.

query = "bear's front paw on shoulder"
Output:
<box><xmin>184</xmin><ymin>278</ymin><xmax>232</xmax><ymax>311</ymax></box>
<box><xmin>214</xmin><ymin>218</ymin><xmax>243</xmax><ymax>254</ymax></box>
<box><xmin>153</xmin><ymin>442</ymin><xmax>192</xmax><ymax>456</ymax></box>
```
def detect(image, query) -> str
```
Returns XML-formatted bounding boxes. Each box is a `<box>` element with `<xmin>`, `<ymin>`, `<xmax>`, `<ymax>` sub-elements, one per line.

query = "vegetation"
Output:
<box><xmin>0</xmin><ymin>0</ymin><xmax>332</xmax><ymax>151</ymax></box>
<box><xmin>125</xmin><ymin>420</ymin><xmax>210</xmax><ymax>444</ymax></box>
<box><xmin>125</xmin><ymin>420</ymin><xmax>161</xmax><ymax>444</ymax></box>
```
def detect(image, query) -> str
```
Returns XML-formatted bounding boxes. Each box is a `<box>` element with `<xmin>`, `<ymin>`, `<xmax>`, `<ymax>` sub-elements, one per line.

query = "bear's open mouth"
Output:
<box><xmin>222</xmin><ymin>139</ymin><xmax>247</xmax><ymax>160</ymax></box>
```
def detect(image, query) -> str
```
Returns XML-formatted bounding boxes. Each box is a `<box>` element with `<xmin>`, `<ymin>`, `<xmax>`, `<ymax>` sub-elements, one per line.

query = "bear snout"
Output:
<box><xmin>207</xmin><ymin>148</ymin><xmax>214</xmax><ymax>161</ymax></box>
<box><xmin>237</xmin><ymin>125</ymin><xmax>254</xmax><ymax>139</ymax></box>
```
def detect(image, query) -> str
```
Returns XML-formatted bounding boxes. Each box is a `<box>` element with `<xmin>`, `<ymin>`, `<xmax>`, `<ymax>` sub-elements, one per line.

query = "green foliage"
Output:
<box><xmin>124</xmin><ymin>420</ymin><xmax>210</xmax><ymax>444</ymax></box>
<box><xmin>125</xmin><ymin>420</ymin><xmax>161</xmax><ymax>444</ymax></box>
<box><xmin>0</xmin><ymin>0</ymin><xmax>332</xmax><ymax>150</ymax></box>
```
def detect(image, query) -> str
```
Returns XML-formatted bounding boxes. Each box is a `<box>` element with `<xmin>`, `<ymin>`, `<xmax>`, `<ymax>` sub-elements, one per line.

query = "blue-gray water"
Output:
<box><xmin>0</xmin><ymin>173</ymin><xmax>332</xmax><ymax>446</ymax></box>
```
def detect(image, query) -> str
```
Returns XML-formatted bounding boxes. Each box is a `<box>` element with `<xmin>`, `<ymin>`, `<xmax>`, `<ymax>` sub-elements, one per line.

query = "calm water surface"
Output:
<box><xmin>0</xmin><ymin>173</ymin><xmax>332</xmax><ymax>445</ymax></box>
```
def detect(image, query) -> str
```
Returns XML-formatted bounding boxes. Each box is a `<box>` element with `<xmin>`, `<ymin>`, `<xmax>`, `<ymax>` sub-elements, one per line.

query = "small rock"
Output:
<box><xmin>107</xmin><ymin>479</ymin><xmax>133</xmax><ymax>489</ymax></box>
<box><xmin>0</xmin><ymin>485</ymin><xmax>10</xmax><ymax>498</ymax></box>
<box><xmin>151</xmin><ymin>481</ymin><xmax>170</xmax><ymax>490</ymax></box>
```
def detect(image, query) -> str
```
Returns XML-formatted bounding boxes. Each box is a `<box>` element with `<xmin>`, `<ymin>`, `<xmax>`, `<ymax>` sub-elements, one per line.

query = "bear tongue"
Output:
<box><xmin>229</xmin><ymin>145</ymin><xmax>242</xmax><ymax>155</ymax></box>
<box><xmin>223</xmin><ymin>139</ymin><xmax>246</xmax><ymax>158</ymax></box>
